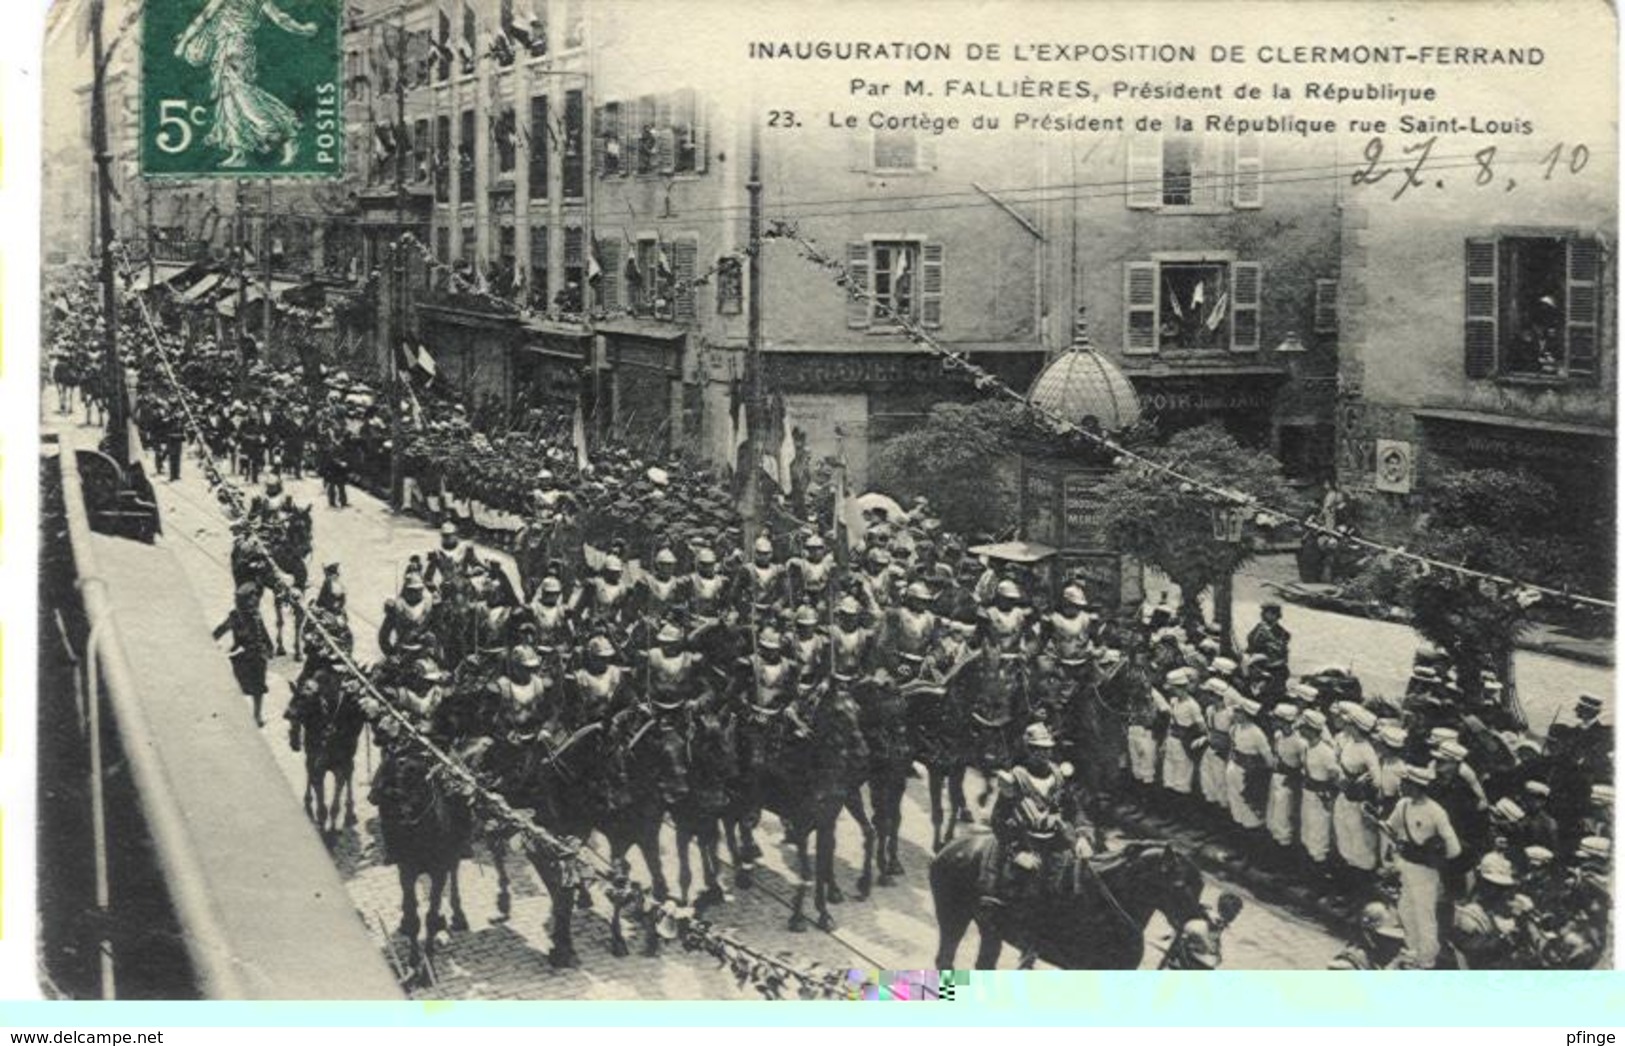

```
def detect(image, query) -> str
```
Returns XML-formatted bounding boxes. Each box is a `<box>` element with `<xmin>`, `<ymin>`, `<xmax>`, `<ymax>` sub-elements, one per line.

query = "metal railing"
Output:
<box><xmin>45</xmin><ymin>440</ymin><xmax>403</xmax><ymax>999</ymax></box>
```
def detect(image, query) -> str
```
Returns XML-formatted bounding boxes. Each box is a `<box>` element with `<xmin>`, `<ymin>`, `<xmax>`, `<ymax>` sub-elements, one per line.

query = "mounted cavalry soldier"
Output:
<box><xmin>881</xmin><ymin>581</ymin><xmax>941</xmax><ymax>685</ymax></box>
<box><xmin>642</xmin><ymin>622</ymin><xmax>708</xmax><ymax>714</ymax></box>
<box><xmin>737</xmin><ymin>536</ymin><xmax>787</xmax><ymax>623</ymax></box>
<box><xmin>576</xmin><ymin>554</ymin><xmax>636</xmax><ymax>640</ymax></box>
<box><xmin>378</xmin><ymin>568</ymin><xmax>438</xmax><ymax>664</ymax></box>
<box><xmin>829</xmin><ymin>595</ymin><xmax>880</xmax><ymax>690</ymax></box>
<box><xmin>636</xmin><ymin>548</ymin><xmax>689</xmax><ymax>631</ymax></box>
<box><xmin>982</xmin><ymin>579</ymin><xmax>1034</xmax><ymax>659</ymax></box>
<box><xmin>1040</xmin><ymin>584</ymin><xmax>1092</xmax><ymax>675</ymax></box>
<box><xmin>527</xmin><ymin>575</ymin><xmax>575</xmax><ymax>661</ymax></box>
<box><xmin>423</xmin><ymin>521</ymin><xmax>480</xmax><ymax>594</ymax></box>
<box><xmin>248</xmin><ymin>472</ymin><xmax>297</xmax><ymax>523</ymax></box>
<box><xmin>788</xmin><ymin>533</ymin><xmax>837</xmax><ymax>612</ymax></box>
<box><xmin>570</xmin><ymin>635</ymin><xmax>631</xmax><ymax>727</ymax></box>
<box><xmin>687</xmin><ymin>546</ymin><xmax>734</xmax><ymax>636</ymax></box>
<box><xmin>787</xmin><ymin>604</ymin><xmax>829</xmax><ymax>683</ymax></box>
<box><xmin>491</xmin><ymin>644</ymin><xmax>553</xmax><ymax>741</ymax></box>
<box><xmin>977</xmin><ymin>722</ymin><xmax>1081</xmax><ymax>964</ymax></box>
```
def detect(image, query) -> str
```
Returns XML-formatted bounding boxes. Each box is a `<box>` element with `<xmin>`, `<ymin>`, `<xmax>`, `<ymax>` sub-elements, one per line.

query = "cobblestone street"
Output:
<box><xmin>124</xmin><ymin>420</ymin><xmax>1600</xmax><ymax>995</ymax></box>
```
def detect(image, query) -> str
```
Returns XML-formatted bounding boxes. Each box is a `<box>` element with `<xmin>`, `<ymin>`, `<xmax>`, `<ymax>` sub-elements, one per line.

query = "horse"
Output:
<box><xmin>300</xmin><ymin>669</ymin><xmax>367</xmax><ymax>836</ymax></box>
<box><xmin>859</xmin><ymin>673</ymin><xmax>914</xmax><ymax>886</ymax></box>
<box><xmin>963</xmin><ymin>652</ymin><xmax>1033</xmax><ymax>813</ymax></box>
<box><xmin>369</xmin><ymin>742</ymin><xmax>473</xmax><ymax>988</ymax></box>
<box><xmin>903</xmin><ymin>650</ymin><xmax>979</xmax><ymax>852</ymax></box>
<box><xmin>930</xmin><ymin>837</ymin><xmax>1219</xmax><ymax>970</ymax></box>
<box><xmin>670</xmin><ymin>696</ymin><xmax>739</xmax><ymax>911</ymax></box>
<box><xmin>265</xmin><ymin>504</ymin><xmax>314</xmax><ymax>658</ymax></box>
<box><xmin>750</xmin><ymin>682</ymin><xmax>874</xmax><ymax>932</ymax></box>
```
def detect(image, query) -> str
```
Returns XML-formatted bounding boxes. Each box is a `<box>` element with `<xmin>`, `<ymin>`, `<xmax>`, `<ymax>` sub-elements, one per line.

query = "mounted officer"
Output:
<box><xmin>881</xmin><ymin>580</ymin><xmax>940</xmax><ymax>684</ymax></box>
<box><xmin>636</xmin><ymin>548</ymin><xmax>689</xmax><ymax>632</ymax></box>
<box><xmin>527</xmin><ymin>574</ymin><xmax>576</xmax><ymax>662</ymax></box>
<box><xmin>976</xmin><ymin>722</ymin><xmax>1080</xmax><ymax>962</ymax></box>
<box><xmin>377</xmin><ymin>568</ymin><xmax>439</xmax><ymax>665</ymax></box>
<box><xmin>577</xmin><ymin>553</ymin><xmax>636</xmax><ymax>640</ymax></box>
<box><xmin>641</xmin><ymin>622</ymin><xmax>707</xmax><ymax>714</ymax></box>
<box><xmin>982</xmin><ymin>579</ymin><xmax>1033</xmax><ymax>659</ymax></box>
<box><xmin>737</xmin><ymin>536</ymin><xmax>787</xmax><ymax>623</ymax></box>
<box><xmin>423</xmin><ymin>521</ymin><xmax>480</xmax><ymax>594</ymax></box>
<box><xmin>788</xmin><ymin>533</ymin><xmax>837</xmax><ymax>612</ymax></box>
<box><xmin>687</xmin><ymin>546</ymin><xmax>734</xmax><ymax>637</ymax></box>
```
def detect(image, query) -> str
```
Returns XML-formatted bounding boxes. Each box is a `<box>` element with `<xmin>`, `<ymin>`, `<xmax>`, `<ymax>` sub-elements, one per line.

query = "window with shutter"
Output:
<box><xmin>1234</xmin><ymin>134</ymin><xmax>1263</xmax><ymax>208</ymax></box>
<box><xmin>1464</xmin><ymin>238</ymin><xmax>1498</xmax><ymax>378</ymax></box>
<box><xmin>846</xmin><ymin>242</ymin><xmax>870</xmax><ymax>329</ymax></box>
<box><xmin>1124</xmin><ymin>262</ymin><xmax>1158</xmax><ymax>353</ymax></box>
<box><xmin>530</xmin><ymin>224</ymin><xmax>548</xmax><ymax>310</ymax></box>
<box><xmin>672</xmin><ymin>88</ymin><xmax>698</xmax><ymax>173</ymax></box>
<box><xmin>656</xmin><ymin>128</ymin><xmax>676</xmax><ymax>175</ymax></box>
<box><xmin>529</xmin><ymin>96</ymin><xmax>548</xmax><ymax>197</ymax></box>
<box><xmin>1314</xmin><ymin>278</ymin><xmax>1339</xmax><ymax>334</ymax></box>
<box><xmin>1230</xmin><ymin>261</ymin><xmax>1261</xmax><ymax>351</ymax></box>
<box><xmin>599</xmin><ymin>238</ymin><xmax>620</xmax><ymax>311</ymax></box>
<box><xmin>674</xmin><ymin>238</ymin><xmax>698</xmax><ymax>321</ymax></box>
<box><xmin>1566</xmin><ymin>238</ymin><xmax>1600</xmax><ymax>377</ymax></box>
<box><xmin>1126</xmin><ymin>135</ymin><xmax>1162</xmax><ymax>209</ymax></box>
<box><xmin>635</xmin><ymin>95</ymin><xmax>657</xmax><ymax>175</ymax></box>
<box><xmin>563</xmin><ymin>90</ymin><xmax>585</xmax><ymax>197</ymax></box>
<box><xmin>921</xmin><ymin>243</ymin><xmax>944</xmax><ymax>328</ymax></box>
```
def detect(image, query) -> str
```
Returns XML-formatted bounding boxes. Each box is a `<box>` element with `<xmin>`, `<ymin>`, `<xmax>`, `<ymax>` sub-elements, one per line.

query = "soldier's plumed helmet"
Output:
<box><xmin>836</xmin><ymin>595</ymin><xmax>862</xmax><ymax>616</ymax></box>
<box><xmin>655</xmin><ymin>548</ymin><xmax>678</xmax><ymax>567</ymax></box>
<box><xmin>758</xmin><ymin>628</ymin><xmax>784</xmax><ymax>651</ymax></box>
<box><xmin>754</xmin><ymin>536</ymin><xmax>774</xmax><ymax>555</ymax></box>
<box><xmin>604</xmin><ymin>555</ymin><xmax>625</xmax><ymax>573</ymax></box>
<box><xmin>541</xmin><ymin>576</ymin><xmax>564</xmax><ymax>595</ymax></box>
<box><xmin>794</xmin><ymin>605</ymin><xmax>820</xmax><ymax>627</ymax></box>
<box><xmin>586</xmin><ymin>636</ymin><xmax>616</xmax><ymax>659</ymax></box>
<box><xmin>696</xmin><ymin>547</ymin><xmax>718</xmax><ymax>566</ymax></box>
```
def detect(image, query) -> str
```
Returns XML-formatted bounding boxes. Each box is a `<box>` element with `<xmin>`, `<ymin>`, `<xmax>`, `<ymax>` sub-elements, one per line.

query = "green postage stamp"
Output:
<box><xmin>140</xmin><ymin>0</ymin><xmax>342</xmax><ymax>178</ymax></box>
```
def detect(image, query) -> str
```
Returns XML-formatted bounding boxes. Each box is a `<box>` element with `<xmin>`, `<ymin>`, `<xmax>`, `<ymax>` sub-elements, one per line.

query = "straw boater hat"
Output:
<box><xmin>1523</xmin><ymin>845</ymin><xmax>1555</xmax><ymax>867</ymax></box>
<box><xmin>1297</xmin><ymin>708</ymin><xmax>1329</xmax><ymax>735</ymax></box>
<box><xmin>1577</xmin><ymin>836</ymin><xmax>1611</xmax><ymax>863</ymax></box>
<box><xmin>1401</xmin><ymin>761</ymin><xmax>1437</xmax><ymax>786</ymax></box>
<box><xmin>1432</xmin><ymin>740</ymin><xmax>1470</xmax><ymax>764</ymax></box>
<box><xmin>1477</xmin><ymin>852</ymin><xmax>1518</xmax><ymax>887</ymax></box>
<box><xmin>1491</xmin><ymin>797</ymin><xmax>1527</xmax><ymax>823</ymax></box>
<box><xmin>1377</xmin><ymin>723</ymin><xmax>1408</xmax><ymax>750</ymax></box>
<box><xmin>1272</xmin><ymin>702</ymin><xmax>1300</xmax><ymax>723</ymax></box>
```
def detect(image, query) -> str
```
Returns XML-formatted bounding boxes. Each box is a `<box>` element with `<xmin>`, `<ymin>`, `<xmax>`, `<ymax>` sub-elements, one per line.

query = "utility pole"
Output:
<box><xmin>235</xmin><ymin>179</ymin><xmax>248</xmax><ymax>396</ymax></box>
<box><xmin>146</xmin><ymin>181</ymin><xmax>156</xmax><ymax>288</ymax></box>
<box><xmin>388</xmin><ymin>15</ymin><xmax>407</xmax><ymax>509</ymax></box>
<box><xmin>89</xmin><ymin>0</ymin><xmax>127</xmax><ymax>465</ymax></box>
<box><xmin>742</xmin><ymin>112</ymin><xmax>764</xmax><ymax>541</ymax></box>
<box><xmin>262</xmin><ymin>182</ymin><xmax>274</xmax><ymax>362</ymax></box>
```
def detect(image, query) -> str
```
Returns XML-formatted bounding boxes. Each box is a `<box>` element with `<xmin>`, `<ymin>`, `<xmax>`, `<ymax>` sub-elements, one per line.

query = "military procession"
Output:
<box><xmin>44</xmin><ymin>255</ymin><xmax>1613</xmax><ymax>978</ymax></box>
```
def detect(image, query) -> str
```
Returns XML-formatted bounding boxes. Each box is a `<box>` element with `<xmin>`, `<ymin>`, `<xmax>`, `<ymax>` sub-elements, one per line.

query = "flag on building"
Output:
<box><xmin>587</xmin><ymin>241</ymin><xmax>604</xmax><ymax>285</ymax></box>
<box><xmin>730</xmin><ymin>383</ymin><xmax>749</xmax><ymax>475</ymax></box>
<box><xmin>776</xmin><ymin>406</ymin><xmax>796</xmax><ymax>492</ymax></box>
<box><xmin>657</xmin><ymin>241</ymin><xmax>674</xmax><ymax>282</ymax></box>
<box><xmin>1205</xmin><ymin>292</ymin><xmax>1229</xmax><ymax>331</ymax></box>
<box><xmin>572</xmin><ymin>396</ymin><xmax>589</xmax><ymax>470</ymax></box>
<box><xmin>398</xmin><ymin>342</ymin><xmax>438</xmax><ymax>383</ymax></box>
<box><xmin>431</xmin><ymin>6</ymin><xmax>454</xmax><ymax>64</ymax></box>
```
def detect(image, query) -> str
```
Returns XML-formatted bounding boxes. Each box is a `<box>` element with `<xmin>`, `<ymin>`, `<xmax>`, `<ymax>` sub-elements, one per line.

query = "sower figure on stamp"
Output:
<box><xmin>175</xmin><ymin>0</ymin><xmax>319</xmax><ymax>169</ymax></box>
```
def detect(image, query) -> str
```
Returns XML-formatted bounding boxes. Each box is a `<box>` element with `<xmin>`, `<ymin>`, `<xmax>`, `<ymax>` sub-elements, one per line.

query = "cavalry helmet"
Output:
<box><xmin>1023</xmin><ymin>722</ymin><xmax>1057</xmax><ymax>749</ymax></box>
<box><xmin>794</xmin><ymin>605</ymin><xmax>820</xmax><ymax>627</ymax></box>
<box><xmin>1062</xmin><ymin>584</ymin><xmax>1088</xmax><ymax>607</ymax></box>
<box><xmin>655</xmin><ymin>548</ymin><xmax>679</xmax><ymax>567</ymax></box>
<box><xmin>995</xmin><ymin>579</ymin><xmax>1022</xmax><ymax>600</ymax></box>
<box><xmin>805</xmin><ymin>534</ymin><xmax>827</xmax><ymax>550</ymax></box>
<box><xmin>603</xmin><ymin>555</ymin><xmax>625</xmax><ymax>574</ymax></box>
<box><xmin>758</xmin><ymin>628</ymin><xmax>783</xmax><ymax>651</ymax></box>
<box><xmin>696</xmin><ymin>547</ymin><xmax>718</xmax><ymax>566</ymax></box>
<box><xmin>540</xmin><ymin>576</ymin><xmax>564</xmax><ymax>595</ymax></box>
<box><xmin>754</xmin><ymin>536</ymin><xmax>774</xmax><ymax>555</ymax></box>
<box><xmin>905</xmin><ymin>581</ymin><xmax>932</xmax><ymax>601</ymax></box>
<box><xmin>440</xmin><ymin>521</ymin><xmax>459</xmax><ymax>537</ymax></box>
<box><xmin>657</xmin><ymin>622</ymin><xmax>683</xmax><ymax>644</ymax></box>
<box><xmin>836</xmin><ymin>595</ymin><xmax>862</xmax><ymax>616</ymax></box>
<box><xmin>512</xmin><ymin>645</ymin><xmax>542</xmax><ymax>669</ymax></box>
<box><xmin>586</xmin><ymin>636</ymin><xmax>616</xmax><ymax>659</ymax></box>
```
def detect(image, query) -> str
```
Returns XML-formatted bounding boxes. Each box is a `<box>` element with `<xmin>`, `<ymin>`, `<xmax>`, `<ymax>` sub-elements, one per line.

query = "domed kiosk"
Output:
<box><xmin>1015</xmin><ymin>311</ymin><xmax>1145</xmax><ymax>616</ymax></box>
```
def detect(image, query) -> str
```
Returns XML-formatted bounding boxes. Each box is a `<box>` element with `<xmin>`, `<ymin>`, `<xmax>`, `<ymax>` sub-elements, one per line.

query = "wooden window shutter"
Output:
<box><xmin>692</xmin><ymin>92</ymin><xmax>708</xmax><ymax>173</ymax></box>
<box><xmin>1230</xmin><ymin>262</ymin><xmax>1262</xmax><ymax>350</ymax></box>
<box><xmin>592</xmin><ymin>103</ymin><xmax>609</xmax><ymax>179</ymax></box>
<box><xmin>918</xmin><ymin>134</ymin><xmax>939</xmax><ymax>172</ymax></box>
<box><xmin>846</xmin><ymin>242</ymin><xmax>871</xmax><ymax>329</ymax></box>
<box><xmin>1124</xmin><ymin>261</ymin><xmax>1158</xmax><ymax>353</ymax></box>
<box><xmin>1464</xmin><ymin>238</ymin><xmax>1498</xmax><ymax>378</ymax></box>
<box><xmin>655</xmin><ymin>94</ymin><xmax>675</xmax><ymax>173</ymax></box>
<box><xmin>1314</xmin><ymin>278</ymin><xmax>1339</xmax><ymax>334</ymax></box>
<box><xmin>1233</xmin><ymin>134</ymin><xmax>1263</xmax><ymax>209</ymax></box>
<box><xmin>921</xmin><ymin>242</ymin><xmax>944</xmax><ymax>328</ymax></box>
<box><xmin>848</xmin><ymin>130</ymin><xmax>870</xmax><ymax>173</ymax></box>
<box><xmin>600</xmin><ymin>238</ymin><xmax>621</xmax><ymax>310</ymax></box>
<box><xmin>1126</xmin><ymin>135</ymin><xmax>1162</xmax><ymax>209</ymax></box>
<box><xmin>1566</xmin><ymin>237</ymin><xmax>1601</xmax><ymax>377</ymax></box>
<box><xmin>674</xmin><ymin>237</ymin><xmax>698</xmax><ymax>321</ymax></box>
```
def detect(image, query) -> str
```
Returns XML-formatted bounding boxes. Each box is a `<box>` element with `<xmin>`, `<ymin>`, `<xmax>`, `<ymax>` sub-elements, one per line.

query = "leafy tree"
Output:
<box><xmin>869</xmin><ymin>400</ymin><xmax>1022</xmax><ymax>537</ymax></box>
<box><xmin>1094</xmin><ymin>423</ymin><xmax>1304</xmax><ymax>644</ymax></box>
<box><xmin>1403</xmin><ymin>468</ymin><xmax>1599</xmax><ymax>723</ymax></box>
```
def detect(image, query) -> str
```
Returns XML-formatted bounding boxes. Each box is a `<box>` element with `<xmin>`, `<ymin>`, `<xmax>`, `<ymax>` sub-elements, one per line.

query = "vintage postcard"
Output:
<box><xmin>4</xmin><ymin>0</ymin><xmax>1620</xmax><ymax>1020</ymax></box>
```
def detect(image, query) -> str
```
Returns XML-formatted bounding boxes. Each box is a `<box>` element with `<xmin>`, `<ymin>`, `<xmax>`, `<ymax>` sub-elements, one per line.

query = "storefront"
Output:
<box><xmin>1127</xmin><ymin>368</ymin><xmax>1287</xmax><ymax>449</ymax></box>
<box><xmin>1415</xmin><ymin>408</ymin><xmax>1616</xmax><ymax>561</ymax></box>
<box><xmin>418</xmin><ymin>304</ymin><xmax>521</xmax><ymax>406</ymax></box>
<box><xmin>599</xmin><ymin>322</ymin><xmax>686</xmax><ymax>455</ymax></box>
<box><xmin>763</xmin><ymin>345</ymin><xmax>1045</xmax><ymax>489</ymax></box>
<box><xmin>513</xmin><ymin>320</ymin><xmax>593</xmax><ymax>430</ymax></box>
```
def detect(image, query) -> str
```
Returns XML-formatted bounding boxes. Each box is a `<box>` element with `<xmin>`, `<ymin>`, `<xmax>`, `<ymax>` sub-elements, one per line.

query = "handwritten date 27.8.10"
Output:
<box><xmin>1351</xmin><ymin>137</ymin><xmax>1590</xmax><ymax>200</ymax></box>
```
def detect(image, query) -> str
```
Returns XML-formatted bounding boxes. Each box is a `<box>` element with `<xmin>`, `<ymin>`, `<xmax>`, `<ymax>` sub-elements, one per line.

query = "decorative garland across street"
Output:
<box><xmin>109</xmin><ymin>244</ymin><xmax>856</xmax><ymax>1002</ymax></box>
<box><xmin>764</xmin><ymin>219</ymin><xmax>1613</xmax><ymax>614</ymax></box>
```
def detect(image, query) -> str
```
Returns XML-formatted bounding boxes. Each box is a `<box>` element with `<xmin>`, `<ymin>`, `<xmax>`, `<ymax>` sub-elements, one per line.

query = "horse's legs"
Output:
<box><xmin>883</xmin><ymin>778</ymin><xmax>906</xmax><ymax>876</ymax></box>
<box><xmin>675</xmin><ymin>822</ymin><xmax>694</xmax><ymax>906</ymax></box>
<box><xmin>787</xmin><ymin>823</ymin><xmax>811</xmax><ymax>933</ymax></box>
<box><xmin>537</xmin><ymin>858</ymin><xmax>579</xmax><ymax>968</ymax></box>
<box><xmin>934</xmin><ymin>895</ymin><xmax>973</xmax><ymax>970</ymax></box>
<box><xmin>343</xmin><ymin>768</ymin><xmax>358</xmax><ymax>828</ymax></box>
<box><xmin>273</xmin><ymin>601</ymin><xmax>287</xmax><ymax>657</ymax></box>
<box><xmin>637</xmin><ymin>820</ymin><xmax>670</xmax><ymax>903</ymax></box>
<box><xmin>974</xmin><ymin>924</ymin><xmax>1004</xmax><ymax>970</ymax></box>
<box><xmin>447</xmin><ymin>860</ymin><xmax>469</xmax><ymax>932</ymax></box>
<box><xmin>927</xmin><ymin>766</ymin><xmax>947</xmax><ymax>851</ymax></box>
<box><xmin>952</xmin><ymin>761</ymin><xmax>972</xmax><ymax>822</ymax></box>
<box><xmin>397</xmin><ymin>866</ymin><xmax>420</xmax><ymax>940</ymax></box>
<box><xmin>814</xmin><ymin>820</ymin><xmax>838</xmax><ymax>932</ymax></box>
<box><xmin>490</xmin><ymin>839</ymin><xmax>512</xmax><ymax>921</ymax></box>
<box><xmin>842</xmin><ymin>788</ymin><xmax>875</xmax><ymax>901</ymax></box>
<box><xmin>310</xmin><ymin>766</ymin><xmax>330</xmax><ymax>833</ymax></box>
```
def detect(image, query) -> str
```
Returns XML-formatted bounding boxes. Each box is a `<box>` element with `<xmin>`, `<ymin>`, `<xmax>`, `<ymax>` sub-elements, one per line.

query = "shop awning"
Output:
<box><xmin>1414</xmin><ymin>407</ymin><xmax>1614</xmax><ymax>440</ymax></box>
<box><xmin>178</xmin><ymin>272</ymin><xmax>227</xmax><ymax>304</ymax></box>
<box><xmin>128</xmin><ymin>262</ymin><xmax>192</xmax><ymax>293</ymax></box>
<box><xmin>216</xmin><ymin>279</ymin><xmax>305</xmax><ymax>317</ymax></box>
<box><xmin>968</xmin><ymin>540</ymin><xmax>1058</xmax><ymax>564</ymax></box>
